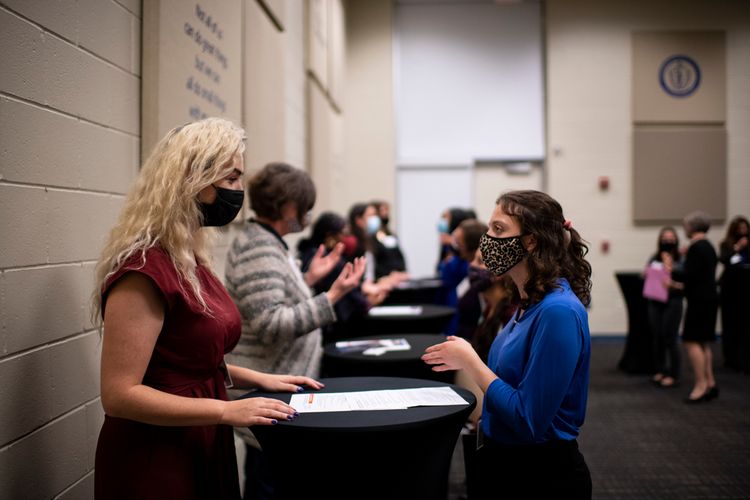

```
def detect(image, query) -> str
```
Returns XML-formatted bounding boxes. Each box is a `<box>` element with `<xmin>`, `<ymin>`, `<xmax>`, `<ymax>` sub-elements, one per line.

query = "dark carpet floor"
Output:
<box><xmin>448</xmin><ymin>338</ymin><xmax>750</xmax><ymax>500</ymax></box>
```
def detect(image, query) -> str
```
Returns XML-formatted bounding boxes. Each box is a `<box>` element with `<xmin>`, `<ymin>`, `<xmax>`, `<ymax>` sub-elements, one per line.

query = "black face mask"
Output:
<box><xmin>468</xmin><ymin>266</ymin><xmax>494</xmax><ymax>292</ymax></box>
<box><xmin>380</xmin><ymin>216</ymin><xmax>390</xmax><ymax>227</ymax></box>
<box><xmin>659</xmin><ymin>241</ymin><xmax>677</xmax><ymax>254</ymax></box>
<box><xmin>200</xmin><ymin>185</ymin><xmax>244</xmax><ymax>227</ymax></box>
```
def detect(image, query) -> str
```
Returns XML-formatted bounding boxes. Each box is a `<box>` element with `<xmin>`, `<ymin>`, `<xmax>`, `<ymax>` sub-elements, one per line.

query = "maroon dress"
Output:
<box><xmin>95</xmin><ymin>247</ymin><xmax>242</xmax><ymax>499</ymax></box>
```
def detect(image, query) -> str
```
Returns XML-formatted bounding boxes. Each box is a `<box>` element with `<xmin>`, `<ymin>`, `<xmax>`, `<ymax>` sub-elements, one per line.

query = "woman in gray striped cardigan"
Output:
<box><xmin>225</xmin><ymin>163</ymin><xmax>364</xmax><ymax>499</ymax></box>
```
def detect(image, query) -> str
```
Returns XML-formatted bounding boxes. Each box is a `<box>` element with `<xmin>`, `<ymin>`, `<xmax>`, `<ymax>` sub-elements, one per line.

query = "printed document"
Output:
<box><xmin>368</xmin><ymin>306</ymin><xmax>423</xmax><ymax>317</ymax></box>
<box><xmin>289</xmin><ymin>387</ymin><xmax>468</xmax><ymax>413</ymax></box>
<box><xmin>335</xmin><ymin>338</ymin><xmax>411</xmax><ymax>356</ymax></box>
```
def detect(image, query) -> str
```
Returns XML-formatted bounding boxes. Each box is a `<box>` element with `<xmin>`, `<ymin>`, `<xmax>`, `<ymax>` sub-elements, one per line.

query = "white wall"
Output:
<box><xmin>341</xmin><ymin>0</ymin><xmax>397</xmax><ymax>217</ymax></box>
<box><xmin>546</xmin><ymin>0</ymin><xmax>750</xmax><ymax>333</ymax></box>
<box><xmin>0</xmin><ymin>0</ymin><xmax>141</xmax><ymax>497</ymax></box>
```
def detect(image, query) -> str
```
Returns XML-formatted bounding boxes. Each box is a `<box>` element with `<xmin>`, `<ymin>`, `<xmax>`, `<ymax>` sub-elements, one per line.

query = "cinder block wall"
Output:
<box><xmin>0</xmin><ymin>0</ymin><xmax>141</xmax><ymax>498</ymax></box>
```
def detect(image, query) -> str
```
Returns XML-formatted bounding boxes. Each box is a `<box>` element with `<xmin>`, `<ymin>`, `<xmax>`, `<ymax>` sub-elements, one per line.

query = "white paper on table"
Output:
<box><xmin>368</xmin><ymin>306</ymin><xmax>423</xmax><ymax>317</ymax></box>
<box><xmin>289</xmin><ymin>387</ymin><xmax>468</xmax><ymax>413</ymax></box>
<box><xmin>335</xmin><ymin>338</ymin><xmax>411</xmax><ymax>356</ymax></box>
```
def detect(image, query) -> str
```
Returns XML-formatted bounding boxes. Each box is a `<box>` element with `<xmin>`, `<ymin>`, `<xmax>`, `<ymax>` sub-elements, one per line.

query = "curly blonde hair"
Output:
<box><xmin>91</xmin><ymin>118</ymin><xmax>246</xmax><ymax>326</ymax></box>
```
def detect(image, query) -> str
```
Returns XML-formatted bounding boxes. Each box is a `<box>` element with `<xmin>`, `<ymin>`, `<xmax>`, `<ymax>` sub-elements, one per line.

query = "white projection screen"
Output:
<box><xmin>394</xmin><ymin>0</ymin><xmax>545</xmax><ymax>165</ymax></box>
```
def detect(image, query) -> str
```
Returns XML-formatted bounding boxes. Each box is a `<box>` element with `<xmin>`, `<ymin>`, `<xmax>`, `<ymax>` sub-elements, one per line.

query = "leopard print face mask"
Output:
<box><xmin>479</xmin><ymin>233</ymin><xmax>527</xmax><ymax>276</ymax></box>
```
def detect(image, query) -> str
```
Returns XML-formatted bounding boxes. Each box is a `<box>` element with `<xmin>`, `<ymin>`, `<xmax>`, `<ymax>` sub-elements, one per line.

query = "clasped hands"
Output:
<box><xmin>421</xmin><ymin>336</ymin><xmax>480</xmax><ymax>372</ymax></box>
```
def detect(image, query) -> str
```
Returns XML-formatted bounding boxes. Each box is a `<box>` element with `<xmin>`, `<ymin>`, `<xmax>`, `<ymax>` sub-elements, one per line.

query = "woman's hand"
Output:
<box><xmin>305</xmin><ymin>243</ymin><xmax>345</xmax><ymax>286</ymax></box>
<box><xmin>421</xmin><ymin>336</ymin><xmax>480</xmax><ymax>372</ymax></box>
<box><xmin>257</xmin><ymin>373</ymin><xmax>325</xmax><ymax>393</ymax></box>
<box><xmin>220</xmin><ymin>397</ymin><xmax>298</xmax><ymax>426</ymax></box>
<box><xmin>326</xmin><ymin>257</ymin><xmax>366</xmax><ymax>304</ymax></box>
<box><xmin>735</xmin><ymin>236</ymin><xmax>748</xmax><ymax>253</ymax></box>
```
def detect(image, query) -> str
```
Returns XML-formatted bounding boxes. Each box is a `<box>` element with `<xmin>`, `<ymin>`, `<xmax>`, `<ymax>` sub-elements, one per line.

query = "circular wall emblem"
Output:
<box><xmin>659</xmin><ymin>55</ymin><xmax>701</xmax><ymax>98</ymax></box>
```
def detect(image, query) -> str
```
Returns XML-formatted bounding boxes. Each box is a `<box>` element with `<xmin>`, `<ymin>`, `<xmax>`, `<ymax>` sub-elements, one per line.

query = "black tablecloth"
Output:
<box><xmin>360</xmin><ymin>304</ymin><xmax>456</xmax><ymax>335</ymax></box>
<box><xmin>322</xmin><ymin>333</ymin><xmax>452</xmax><ymax>382</ymax></box>
<box><xmin>243</xmin><ymin>377</ymin><xmax>476</xmax><ymax>500</ymax></box>
<box><xmin>383</xmin><ymin>278</ymin><xmax>443</xmax><ymax>305</ymax></box>
<box><xmin>615</xmin><ymin>271</ymin><xmax>655</xmax><ymax>374</ymax></box>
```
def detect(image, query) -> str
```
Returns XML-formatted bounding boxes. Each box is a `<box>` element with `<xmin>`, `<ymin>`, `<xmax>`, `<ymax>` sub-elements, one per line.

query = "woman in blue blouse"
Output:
<box><xmin>423</xmin><ymin>190</ymin><xmax>592</xmax><ymax>499</ymax></box>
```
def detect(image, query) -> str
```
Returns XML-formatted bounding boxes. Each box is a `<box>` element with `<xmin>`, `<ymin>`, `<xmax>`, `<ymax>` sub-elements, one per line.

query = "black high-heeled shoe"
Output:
<box><xmin>683</xmin><ymin>391</ymin><xmax>708</xmax><ymax>404</ymax></box>
<box><xmin>705</xmin><ymin>386</ymin><xmax>720</xmax><ymax>401</ymax></box>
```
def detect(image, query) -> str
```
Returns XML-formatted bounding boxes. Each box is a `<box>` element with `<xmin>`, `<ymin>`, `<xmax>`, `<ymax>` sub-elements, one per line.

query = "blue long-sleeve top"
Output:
<box><xmin>482</xmin><ymin>279</ymin><xmax>590</xmax><ymax>445</ymax></box>
<box><xmin>436</xmin><ymin>255</ymin><xmax>468</xmax><ymax>335</ymax></box>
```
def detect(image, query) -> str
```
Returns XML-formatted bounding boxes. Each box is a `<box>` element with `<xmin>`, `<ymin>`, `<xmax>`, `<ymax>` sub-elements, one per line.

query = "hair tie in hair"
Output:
<box><xmin>563</xmin><ymin>219</ymin><xmax>573</xmax><ymax>230</ymax></box>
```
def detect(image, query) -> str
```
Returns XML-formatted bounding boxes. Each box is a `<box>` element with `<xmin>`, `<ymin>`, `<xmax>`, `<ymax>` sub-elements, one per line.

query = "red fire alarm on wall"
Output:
<box><xmin>601</xmin><ymin>239</ymin><xmax>610</xmax><ymax>254</ymax></box>
<box><xmin>598</xmin><ymin>176</ymin><xmax>610</xmax><ymax>191</ymax></box>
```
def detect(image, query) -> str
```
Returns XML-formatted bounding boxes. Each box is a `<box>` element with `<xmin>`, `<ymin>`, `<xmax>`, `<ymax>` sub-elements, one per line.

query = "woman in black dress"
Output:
<box><xmin>718</xmin><ymin>216</ymin><xmax>750</xmax><ymax>371</ymax></box>
<box><xmin>681</xmin><ymin>212</ymin><xmax>719</xmax><ymax>403</ymax></box>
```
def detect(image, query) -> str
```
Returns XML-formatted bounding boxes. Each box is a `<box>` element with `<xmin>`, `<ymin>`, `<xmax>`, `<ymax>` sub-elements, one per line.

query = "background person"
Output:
<box><xmin>92</xmin><ymin>119</ymin><xmax>319</xmax><ymax>500</ymax></box>
<box><xmin>452</xmin><ymin>219</ymin><xmax>490</xmax><ymax>341</ymax></box>
<box><xmin>718</xmin><ymin>216</ymin><xmax>750</xmax><ymax>371</ymax></box>
<box><xmin>681</xmin><ymin>211</ymin><xmax>720</xmax><ymax>403</ymax></box>
<box><xmin>371</xmin><ymin>199</ymin><xmax>408</xmax><ymax>279</ymax></box>
<box><xmin>298</xmin><ymin>212</ymin><xmax>388</xmax><ymax>343</ymax></box>
<box><xmin>225</xmin><ymin>163</ymin><xmax>365</xmax><ymax>499</ymax></box>
<box><xmin>423</xmin><ymin>190</ymin><xmax>593</xmax><ymax>499</ymax></box>
<box><xmin>644</xmin><ymin>226</ymin><xmax>685</xmax><ymax>388</ymax></box>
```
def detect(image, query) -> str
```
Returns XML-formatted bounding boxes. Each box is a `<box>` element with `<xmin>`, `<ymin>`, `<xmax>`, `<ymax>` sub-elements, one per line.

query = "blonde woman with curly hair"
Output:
<box><xmin>92</xmin><ymin>118</ymin><xmax>321</xmax><ymax>500</ymax></box>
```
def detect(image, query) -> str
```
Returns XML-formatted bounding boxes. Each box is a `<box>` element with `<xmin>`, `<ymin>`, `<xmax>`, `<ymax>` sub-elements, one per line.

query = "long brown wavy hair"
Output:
<box><xmin>497</xmin><ymin>190</ymin><xmax>592</xmax><ymax>307</ymax></box>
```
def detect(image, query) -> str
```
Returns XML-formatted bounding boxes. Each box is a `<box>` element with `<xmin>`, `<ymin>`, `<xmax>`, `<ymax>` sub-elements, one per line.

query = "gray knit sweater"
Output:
<box><xmin>225</xmin><ymin>221</ymin><xmax>336</xmax><ymax>380</ymax></box>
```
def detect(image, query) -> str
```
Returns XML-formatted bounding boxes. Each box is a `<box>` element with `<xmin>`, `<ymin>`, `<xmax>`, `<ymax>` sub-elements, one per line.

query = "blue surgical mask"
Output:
<box><xmin>366</xmin><ymin>215</ymin><xmax>381</xmax><ymax>235</ymax></box>
<box><xmin>437</xmin><ymin>218</ymin><xmax>449</xmax><ymax>234</ymax></box>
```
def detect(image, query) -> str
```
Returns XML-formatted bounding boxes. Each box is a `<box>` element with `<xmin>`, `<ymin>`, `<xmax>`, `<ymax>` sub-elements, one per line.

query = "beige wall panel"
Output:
<box><xmin>0</xmin><ymin>9</ymin><xmax>48</xmax><ymax>106</ymax></box>
<box><xmin>0</xmin><ymin>185</ymin><xmax>122</xmax><ymax>268</ymax></box>
<box><xmin>46</xmin><ymin>190</ymin><xmax>123</xmax><ymax>264</ymax></box>
<box><xmin>0</xmin><ymin>98</ymin><xmax>138</xmax><ymax>194</ymax></box>
<box><xmin>327</xmin><ymin>0</ymin><xmax>345</xmax><ymax>110</ymax></box>
<box><xmin>56</xmin><ymin>472</ymin><xmax>95</xmax><ymax>500</ymax></box>
<box><xmin>282</xmin><ymin>0</ymin><xmax>307</xmax><ymax>168</ymax></box>
<box><xmin>1</xmin><ymin>265</ymin><xmax>92</xmax><ymax>355</ymax></box>
<box><xmin>0</xmin><ymin>0</ymin><xmax>79</xmax><ymax>45</ymax></box>
<box><xmin>244</xmin><ymin>0</ymin><xmax>286</xmax><ymax>172</ymax></box>
<box><xmin>633</xmin><ymin>126</ymin><xmax>726</xmax><ymax>222</ymax></box>
<box><xmin>78</xmin><ymin>0</ymin><xmax>139</xmax><ymax>72</ymax></box>
<box><xmin>546</xmin><ymin>0</ymin><xmax>749</xmax><ymax>333</ymax></box>
<box><xmin>308</xmin><ymin>81</ymin><xmax>335</xmax><ymax>211</ymax></box>
<box><xmin>0</xmin><ymin>185</ymin><xmax>51</xmax><ymax>268</ymax></box>
<box><xmin>307</xmin><ymin>0</ymin><xmax>328</xmax><ymax>90</ymax></box>
<box><xmin>48</xmin><ymin>35</ymin><xmax>140</xmax><ymax>134</ymax></box>
<box><xmin>633</xmin><ymin>31</ymin><xmax>726</xmax><ymax>123</ymax></box>
<box><xmin>342</xmin><ymin>0</ymin><xmax>396</xmax><ymax>217</ymax></box>
<box><xmin>142</xmin><ymin>0</ymin><xmax>242</xmax><ymax>158</ymax></box>
<box><xmin>114</xmin><ymin>0</ymin><xmax>142</xmax><ymax>18</ymax></box>
<box><xmin>257</xmin><ymin>0</ymin><xmax>286</xmax><ymax>30</ymax></box>
<box><xmin>78</xmin><ymin>120</ymin><xmax>140</xmax><ymax>193</ymax></box>
<box><xmin>0</xmin><ymin>406</ymin><xmax>91</xmax><ymax>500</ymax></box>
<box><xmin>0</xmin><ymin>332</ymin><xmax>100</xmax><ymax>447</ymax></box>
<box><xmin>0</xmin><ymin>7</ymin><xmax>139</xmax><ymax>131</ymax></box>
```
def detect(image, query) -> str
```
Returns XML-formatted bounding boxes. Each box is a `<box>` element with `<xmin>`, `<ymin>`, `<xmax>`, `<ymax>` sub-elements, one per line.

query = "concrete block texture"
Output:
<box><xmin>0</xmin><ymin>184</ymin><xmax>124</xmax><ymax>268</ymax></box>
<box><xmin>0</xmin><ymin>97</ymin><xmax>139</xmax><ymax>194</ymax></box>
<box><xmin>2</xmin><ymin>0</ymin><xmax>140</xmax><ymax>74</ymax></box>
<box><xmin>1</xmin><ymin>263</ymin><xmax>95</xmax><ymax>355</ymax></box>
<box><xmin>54</xmin><ymin>471</ymin><xmax>94</xmax><ymax>500</ymax></box>
<box><xmin>114</xmin><ymin>0</ymin><xmax>142</xmax><ymax>18</ymax></box>
<box><xmin>0</xmin><ymin>332</ymin><xmax>100</xmax><ymax>447</ymax></box>
<box><xmin>0</xmin><ymin>7</ymin><xmax>140</xmax><ymax>135</ymax></box>
<box><xmin>0</xmin><ymin>405</ymin><xmax>92</xmax><ymax>500</ymax></box>
<box><xmin>0</xmin><ymin>185</ymin><xmax>50</xmax><ymax>268</ymax></box>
